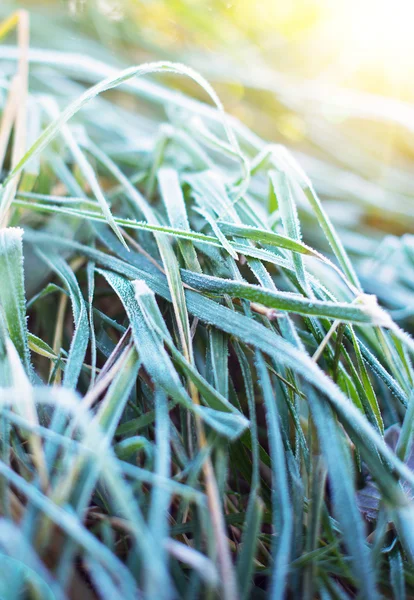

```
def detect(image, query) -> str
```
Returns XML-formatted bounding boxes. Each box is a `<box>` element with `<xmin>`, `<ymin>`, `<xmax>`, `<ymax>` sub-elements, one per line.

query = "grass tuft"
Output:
<box><xmin>0</xmin><ymin>5</ymin><xmax>413</xmax><ymax>599</ymax></box>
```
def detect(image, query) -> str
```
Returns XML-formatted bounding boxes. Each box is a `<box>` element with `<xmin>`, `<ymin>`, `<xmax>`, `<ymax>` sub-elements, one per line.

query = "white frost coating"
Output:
<box><xmin>0</xmin><ymin>226</ymin><xmax>24</xmax><ymax>241</ymax></box>
<box><xmin>356</xmin><ymin>293</ymin><xmax>394</xmax><ymax>328</ymax></box>
<box><xmin>133</xmin><ymin>279</ymin><xmax>153</xmax><ymax>298</ymax></box>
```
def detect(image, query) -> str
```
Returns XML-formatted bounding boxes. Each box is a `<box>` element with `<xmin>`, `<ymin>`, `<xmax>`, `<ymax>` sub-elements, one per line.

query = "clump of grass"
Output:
<box><xmin>0</xmin><ymin>8</ymin><xmax>414</xmax><ymax>600</ymax></box>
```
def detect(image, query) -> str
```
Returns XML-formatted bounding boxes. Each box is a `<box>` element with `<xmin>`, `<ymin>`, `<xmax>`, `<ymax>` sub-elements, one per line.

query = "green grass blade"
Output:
<box><xmin>306</xmin><ymin>387</ymin><xmax>377</xmax><ymax>599</ymax></box>
<box><xmin>0</xmin><ymin>228</ymin><xmax>31</xmax><ymax>376</ymax></box>
<box><xmin>256</xmin><ymin>351</ymin><xmax>293</xmax><ymax>600</ymax></box>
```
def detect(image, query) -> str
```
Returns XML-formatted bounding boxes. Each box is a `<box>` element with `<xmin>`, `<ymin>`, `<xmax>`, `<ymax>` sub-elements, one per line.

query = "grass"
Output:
<box><xmin>0</xmin><ymin>6</ymin><xmax>414</xmax><ymax>599</ymax></box>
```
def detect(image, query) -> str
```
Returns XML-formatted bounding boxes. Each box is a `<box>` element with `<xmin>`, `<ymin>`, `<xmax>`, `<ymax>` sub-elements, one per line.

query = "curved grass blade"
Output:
<box><xmin>4</xmin><ymin>61</ymin><xmax>249</xmax><ymax>200</ymax></box>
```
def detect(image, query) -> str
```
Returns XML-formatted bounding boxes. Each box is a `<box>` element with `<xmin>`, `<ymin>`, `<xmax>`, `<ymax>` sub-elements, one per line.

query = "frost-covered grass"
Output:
<box><xmin>0</xmin><ymin>7</ymin><xmax>414</xmax><ymax>600</ymax></box>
